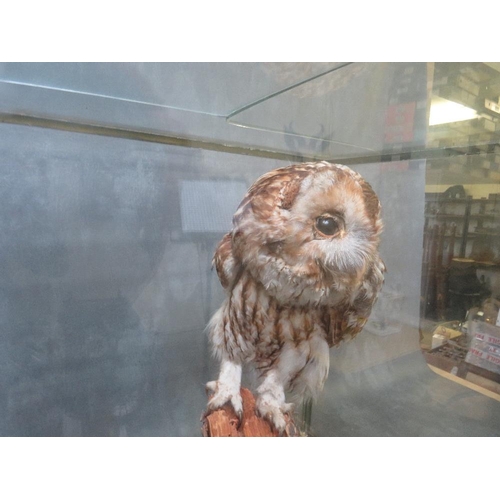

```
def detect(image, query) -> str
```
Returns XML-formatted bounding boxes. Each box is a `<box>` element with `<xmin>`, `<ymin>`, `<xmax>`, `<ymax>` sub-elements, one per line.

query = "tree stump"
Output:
<box><xmin>201</xmin><ymin>387</ymin><xmax>300</xmax><ymax>437</ymax></box>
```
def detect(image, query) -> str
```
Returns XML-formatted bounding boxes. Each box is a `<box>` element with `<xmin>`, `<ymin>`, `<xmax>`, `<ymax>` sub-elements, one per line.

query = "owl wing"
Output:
<box><xmin>213</xmin><ymin>232</ymin><xmax>242</xmax><ymax>291</ymax></box>
<box><xmin>324</xmin><ymin>257</ymin><xmax>386</xmax><ymax>347</ymax></box>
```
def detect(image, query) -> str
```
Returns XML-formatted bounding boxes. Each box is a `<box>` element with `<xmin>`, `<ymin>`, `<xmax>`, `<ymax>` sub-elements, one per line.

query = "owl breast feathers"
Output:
<box><xmin>206</xmin><ymin>161</ymin><xmax>385</xmax><ymax>432</ymax></box>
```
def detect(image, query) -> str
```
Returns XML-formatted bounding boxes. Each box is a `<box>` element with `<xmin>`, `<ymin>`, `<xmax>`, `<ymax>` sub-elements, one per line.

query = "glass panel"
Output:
<box><xmin>0</xmin><ymin>62</ymin><xmax>344</xmax><ymax>116</ymax></box>
<box><xmin>2</xmin><ymin>63</ymin><xmax>500</xmax><ymax>161</ymax></box>
<box><xmin>0</xmin><ymin>62</ymin><xmax>350</xmax><ymax>157</ymax></box>
<box><xmin>1</xmin><ymin>62</ymin><xmax>500</xmax><ymax>436</ymax></box>
<box><xmin>420</xmin><ymin>152</ymin><xmax>500</xmax><ymax>401</ymax></box>
<box><xmin>229</xmin><ymin>62</ymin><xmax>430</xmax><ymax>158</ymax></box>
<box><xmin>0</xmin><ymin>123</ymin><xmax>289</xmax><ymax>436</ymax></box>
<box><xmin>418</xmin><ymin>64</ymin><xmax>500</xmax><ymax>406</ymax></box>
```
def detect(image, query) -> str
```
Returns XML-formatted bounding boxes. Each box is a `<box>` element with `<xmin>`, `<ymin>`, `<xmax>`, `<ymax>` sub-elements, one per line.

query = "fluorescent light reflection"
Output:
<box><xmin>429</xmin><ymin>97</ymin><xmax>478</xmax><ymax>126</ymax></box>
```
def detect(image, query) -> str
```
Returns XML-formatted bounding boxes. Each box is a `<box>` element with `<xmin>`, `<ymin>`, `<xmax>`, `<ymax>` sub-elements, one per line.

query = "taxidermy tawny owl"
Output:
<box><xmin>206</xmin><ymin>161</ymin><xmax>385</xmax><ymax>432</ymax></box>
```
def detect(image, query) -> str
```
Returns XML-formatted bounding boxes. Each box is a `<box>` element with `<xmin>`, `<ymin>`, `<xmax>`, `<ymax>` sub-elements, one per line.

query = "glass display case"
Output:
<box><xmin>1</xmin><ymin>62</ymin><xmax>499</xmax><ymax>436</ymax></box>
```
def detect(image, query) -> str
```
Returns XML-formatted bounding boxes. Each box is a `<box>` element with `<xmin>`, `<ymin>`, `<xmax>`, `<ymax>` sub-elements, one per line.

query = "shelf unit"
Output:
<box><xmin>422</xmin><ymin>193</ymin><xmax>500</xmax><ymax>321</ymax></box>
<box><xmin>424</xmin><ymin>193</ymin><xmax>500</xmax><ymax>259</ymax></box>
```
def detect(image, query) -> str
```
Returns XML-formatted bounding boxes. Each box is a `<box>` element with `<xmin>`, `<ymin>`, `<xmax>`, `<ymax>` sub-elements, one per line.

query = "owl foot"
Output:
<box><xmin>205</xmin><ymin>380</ymin><xmax>243</xmax><ymax>421</ymax></box>
<box><xmin>256</xmin><ymin>393</ymin><xmax>294</xmax><ymax>435</ymax></box>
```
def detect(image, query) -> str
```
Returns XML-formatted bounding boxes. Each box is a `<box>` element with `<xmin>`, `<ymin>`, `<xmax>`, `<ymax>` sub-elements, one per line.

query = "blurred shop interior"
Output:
<box><xmin>420</xmin><ymin>62</ymin><xmax>500</xmax><ymax>400</ymax></box>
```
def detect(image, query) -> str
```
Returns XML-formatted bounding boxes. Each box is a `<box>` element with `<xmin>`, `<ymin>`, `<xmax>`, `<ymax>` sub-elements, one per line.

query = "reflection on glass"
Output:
<box><xmin>421</xmin><ymin>64</ymin><xmax>500</xmax><ymax>403</ymax></box>
<box><xmin>229</xmin><ymin>62</ymin><xmax>429</xmax><ymax>159</ymax></box>
<box><xmin>0</xmin><ymin>62</ymin><xmax>499</xmax><ymax>437</ymax></box>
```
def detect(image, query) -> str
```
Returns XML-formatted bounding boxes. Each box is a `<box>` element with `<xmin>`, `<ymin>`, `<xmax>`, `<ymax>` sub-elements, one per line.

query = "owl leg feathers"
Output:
<box><xmin>205</xmin><ymin>358</ymin><xmax>243</xmax><ymax>419</ymax></box>
<box><xmin>255</xmin><ymin>370</ymin><xmax>293</xmax><ymax>434</ymax></box>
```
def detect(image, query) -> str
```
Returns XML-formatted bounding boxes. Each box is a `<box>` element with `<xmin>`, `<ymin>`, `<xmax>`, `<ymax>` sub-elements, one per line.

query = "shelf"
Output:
<box><xmin>425</xmin><ymin>214</ymin><xmax>466</xmax><ymax>219</ymax></box>
<box><xmin>469</xmin><ymin>214</ymin><xmax>497</xmax><ymax>219</ymax></box>
<box><xmin>425</xmin><ymin>193</ymin><xmax>500</xmax><ymax>261</ymax></box>
<box><xmin>426</xmin><ymin>198</ymin><xmax>499</xmax><ymax>205</ymax></box>
<box><xmin>470</xmin><ymin>231</ymin><xmax>500</xmax><ymax>238</ymax></box>
<box><xmin>426</xmin><ymin>214</ymin><xmax>497</xmax><ymax>219</ymax></box>
<box><xmin>425</xmin><ymin>197</ymin><xmax>470</xmax><ymax>204</ymax></box>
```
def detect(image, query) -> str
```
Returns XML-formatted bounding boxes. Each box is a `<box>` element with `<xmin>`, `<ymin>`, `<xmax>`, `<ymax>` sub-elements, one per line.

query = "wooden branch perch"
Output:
<box><xmin>201</xmin><ymin>387</ymin><xmax>300</xmax><ymax>437</ymax></box>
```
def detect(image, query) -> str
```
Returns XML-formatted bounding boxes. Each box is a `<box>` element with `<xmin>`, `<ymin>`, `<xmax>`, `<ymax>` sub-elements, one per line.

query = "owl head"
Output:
<box><xmin>230</xmin><ymin>162</ymin><xmax>383</xmax><ymax>307</ymax></box>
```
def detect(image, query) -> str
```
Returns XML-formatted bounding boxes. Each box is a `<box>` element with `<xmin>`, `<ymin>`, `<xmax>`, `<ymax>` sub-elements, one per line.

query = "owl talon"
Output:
<box><xmin>231</xmin><ymin>396</ymin><xmax>244</xmax><ymax>422</ymax></box>
<box><xmin>205</xmin><ymin>380</ymin><xmax>243</xmax><ymax>421</ymax></box>
<box><xmin>256</xmin><ymin>399</ymin><xmax>287</xmax><ymax>434</ymax></box>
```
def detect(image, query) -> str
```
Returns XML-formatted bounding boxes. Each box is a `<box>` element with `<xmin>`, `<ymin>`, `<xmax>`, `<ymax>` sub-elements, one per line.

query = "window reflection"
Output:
<box><xmin>421</xmin><ymin>63</ymin><xmax>500</xmax><ymax>400</ymax></box>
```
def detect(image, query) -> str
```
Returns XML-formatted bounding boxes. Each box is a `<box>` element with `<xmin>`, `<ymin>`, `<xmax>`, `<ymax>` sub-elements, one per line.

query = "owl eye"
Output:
<box><xmin>315</xmin><ymin>215</ymin><xmax>341</xmax><ymax>237</ymax></box>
